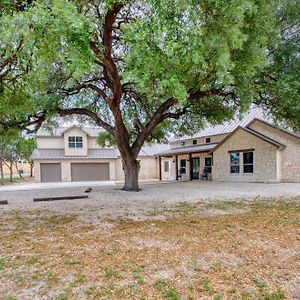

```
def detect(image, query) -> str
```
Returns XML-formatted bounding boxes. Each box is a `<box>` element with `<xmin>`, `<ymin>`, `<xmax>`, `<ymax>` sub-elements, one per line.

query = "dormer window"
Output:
<box><xmin>206</xmin><ymin>138</ymin><xmax>211</xmax><ymax>144</ymax></box>
<box><xmin>69</xmin><ymin>136</ymin><xmax>83</xmax><ymax>148</ymax></box>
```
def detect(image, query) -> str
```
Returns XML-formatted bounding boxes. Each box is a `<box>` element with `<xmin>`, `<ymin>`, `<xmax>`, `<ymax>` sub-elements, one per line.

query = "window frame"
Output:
<box><xmin>68</xmin><ymin>136</ymin><xmax>83</xmax><ymax>148</ymax></box>
<box><xmin>243</xmin><ymin>152</ymin><xmax>254</xmax><ymax>173</ymax></box>
<box><xmin>206</xmin><ymin>137</ymin><xmax>211</xmax><ymax>144</ymax></box>
<box><xmin>230</xmin><ymin>152</ymin><xmax>240</xmax><ymax>174</ymax></box>
<box><xmin>180</xmin><ymin>159</ymin><xmax>186</xmax><ymax>174</ymax></box>
<box><xmin>205</xmin><ymin>157</ymin><xmax>212</xmax><ymax>174</ymax></box>
<box><xmin>192</xmin><ymin>139</ymin><xmax>197</xmax><ymax>145</ymax></box>
<box><xmin>164</xmin><ymin>161</ymin><xmax>170</xmax><ymax>173</ymax></box>
<box><xmin>181</xmin><ymin>141</ymin><xmax>186</xmax><ymax>147</ymax></box>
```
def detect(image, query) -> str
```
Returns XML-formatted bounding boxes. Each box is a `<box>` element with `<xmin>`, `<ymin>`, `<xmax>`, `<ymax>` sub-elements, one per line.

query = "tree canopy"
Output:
<box><xmin>0</xmin><ymin>0</ymin><xmax>299</xmax><ymax>190</ymax></box>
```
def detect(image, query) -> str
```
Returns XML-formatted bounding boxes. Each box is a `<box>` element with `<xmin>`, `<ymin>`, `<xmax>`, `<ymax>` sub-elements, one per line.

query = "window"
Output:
<box><xmin>206</xmin><ymin>138</ymin><xmax>211</xmax><ymax>143</ymax></box>
<box><xmin>180</xmin><ymin>159</ymin><xmax>186</xmax><ymax>174</ymax></box>
<box><xmin>164</xmin><ymin>161</ymin><xmax>170</xmax><ymax>173</ymax></box>
<box><xmin>68</xmin><ymin>136</ymin><xmax>83</xmax><ymax>148</ymax></box>
<box><xmin>181</xmin><ymin>141</ymin><xmax>185</xmax><ymax>147</ymax></box>
<box><xmin>205</xmin><ymin>157</ymin><xmax>212</xmax><ymax>173</ymax></box>
<box><xmin>243</xmin><ymin>152</ymin><xmax>254</xmax><ymax>173</ymax></box>
<box><xmin>230</xmin><ymin>153</ymin><xmax>240</xmax><ymax>173</ymax></box>
<box><xmin>193</xmin><ymin>139</ymin><xmax>197</xmax><ymax>145</ymax></box>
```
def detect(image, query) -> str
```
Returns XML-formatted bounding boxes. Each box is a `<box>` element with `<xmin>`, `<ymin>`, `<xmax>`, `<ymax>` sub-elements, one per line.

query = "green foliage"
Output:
<box><xmin>0</xmin><ymin>0</ymin><xmax>298</xmax><ymax>155</ymax></box>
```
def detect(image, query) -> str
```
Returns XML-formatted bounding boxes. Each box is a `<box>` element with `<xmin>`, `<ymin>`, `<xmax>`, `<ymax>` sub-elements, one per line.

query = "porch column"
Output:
<box><xmin>189</xmin><ymin>153</ymin><xmax>192</xmax><ymax>181</ymax></box>
<box><xmin>175</xmin><ymin>155</ymin><xmax>178</xmax><ymax>180</ymax></box>
<box><xmin>158</xmin><ymin>156</ymin><xmax>162</xmax><ymax>180</ymax></box>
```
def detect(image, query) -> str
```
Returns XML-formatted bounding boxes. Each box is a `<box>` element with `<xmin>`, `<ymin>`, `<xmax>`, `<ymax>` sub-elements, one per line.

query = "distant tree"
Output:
<box><xmin>0</xmin><ymin>0</ymin><xmax>299</xmax><ymax>190</ymax></box>
<box><xmin>15</xmin><ymin>137</ymin><xmax>36</xmax><ymax>177</ymax></box>
<box><xmin>0</xmin><ymin>128</ymin><xmax>20</xmax><ymax>181</ymax></box>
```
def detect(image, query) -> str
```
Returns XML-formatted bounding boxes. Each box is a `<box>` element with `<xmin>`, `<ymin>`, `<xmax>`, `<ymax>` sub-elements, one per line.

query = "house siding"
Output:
<box><xmin>249</xmin><ymin>121</ymin><xmax>300</xmax><ymax>182</ymax></box>
<box><xmin>212</xmin><ymin>129</ymin><xmax>279</xmax><ymax>182</ymax></box>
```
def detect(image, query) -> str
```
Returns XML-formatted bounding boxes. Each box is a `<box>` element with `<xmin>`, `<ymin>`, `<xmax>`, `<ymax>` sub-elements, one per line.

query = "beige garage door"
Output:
<box><xmin>71</xmin><ymin>163</ymin><xmax>110</xmax><ymax>181</ymax></box>
<box><xmin>40</xmin><ymin>163</ymin><xmax>62</xmax><ymax>182</ymax></box>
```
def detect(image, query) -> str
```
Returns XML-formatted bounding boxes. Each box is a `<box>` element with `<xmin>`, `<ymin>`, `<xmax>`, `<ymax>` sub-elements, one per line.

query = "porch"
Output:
<box><xmin>157</xmin><ymin>144</ymin><xmax>216</xmax><ymax>181</ymax></box>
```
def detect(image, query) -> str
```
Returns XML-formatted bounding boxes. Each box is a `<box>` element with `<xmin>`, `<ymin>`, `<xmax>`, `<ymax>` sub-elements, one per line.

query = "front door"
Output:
<box><xmin>192</xmin><ymin>158</ymin><xmax>200</xmax><ymax>180</ymax></box>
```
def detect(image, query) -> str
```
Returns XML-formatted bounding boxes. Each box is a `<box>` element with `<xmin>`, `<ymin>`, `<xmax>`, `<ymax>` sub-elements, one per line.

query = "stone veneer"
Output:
<box><xmin>212</xmin><ymin>128</ymin><xmax>280</xmax><ymax>183</ymax></box>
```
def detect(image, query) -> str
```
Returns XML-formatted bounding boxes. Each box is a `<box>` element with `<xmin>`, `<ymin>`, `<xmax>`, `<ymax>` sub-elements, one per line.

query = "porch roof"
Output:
<box><xmin>156</xmin><ymin>143</ymin><xmax>217</xmax><ymax>157</ymax></box>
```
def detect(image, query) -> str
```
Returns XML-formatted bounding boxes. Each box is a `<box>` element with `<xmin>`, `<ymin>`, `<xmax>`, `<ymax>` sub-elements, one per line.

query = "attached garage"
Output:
<box><xmin>40</xmin><ymin>163</ymin><xmax>62</xmax><ymax>182</ymax></box>
<box><xmin>71</xmin><ymin>163</ymin><xmax>110</xmax><ymax>181</ymax></box>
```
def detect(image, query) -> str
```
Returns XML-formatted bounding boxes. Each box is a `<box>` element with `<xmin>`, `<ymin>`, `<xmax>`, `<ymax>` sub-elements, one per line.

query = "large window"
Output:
<box><xmin>68</xmin><ymin>136</ymin><xmax>83</xmax><ymax>148</ymax></box>
<box><xmin>180</xmin><ymin>159</ymin><xmax>186</xmax><ymax>174</ymax></box>
<box><xmin>205</xmin><ymin>157</ymin><xmax>212</xmax><ymax>173</ymax></box>
<box><xmin>230</xmin><ymin>153</ymin><xmax>240</xmax><ymax>173</ymax></box>
<box><xmin>243</xmin><ymin>152</ymin><xmax>254</xmax><ymax>173</ymax></box>
<box><xmin>164</xmin><ymin>161</ymin><xmax>170</xmax><ymax>173</ymax></box>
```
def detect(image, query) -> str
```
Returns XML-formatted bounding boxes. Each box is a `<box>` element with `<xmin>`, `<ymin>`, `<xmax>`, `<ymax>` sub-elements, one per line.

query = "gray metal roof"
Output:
<box><xmin>157</xmin><ymin>143</ymin><xmax>217</xmax><ymax>156</ymax></box>
<box><xmin>171</xmin><ymin>107</ymin><xmax>271</xmax><ymax>142</ymax></box>
<box><xmin>37</xmin><ymin>126</ymin><xmax>105</xmax><ymax>137</ymax></box>
<box><xmin>31</xmin><ymin>149</ymin><xmax>119</xmax><ymax>160</ymax></box>
<box><xmin>31</xmin><ymin>144</ymin><xmax>169</xmax><ymax>160</ymax></box>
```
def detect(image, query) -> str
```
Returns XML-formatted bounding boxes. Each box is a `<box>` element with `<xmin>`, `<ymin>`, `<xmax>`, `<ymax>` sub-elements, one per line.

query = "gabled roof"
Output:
<box><xmin>59</xmin><ymin>125</ymin><xmax>91</xmax><ymax>136</ymax></box>
<box><xmin>170</xmin><ymin>107</ymin><xmax>271</xmax><ymax>142</ymax></box>
<box><xmin>209</xmin><ymin>126</ymin><xmax>286</xmax><ymax>154</ymax></box>
<box><xmin>246</xmin><ymin>118</ymin><xmax>300</xmax><ymax>141</ymax></box>
<box><xmin>36</xmin><ymin>126</ymin><xmax>105</xmax><ymax>137</ymax></box>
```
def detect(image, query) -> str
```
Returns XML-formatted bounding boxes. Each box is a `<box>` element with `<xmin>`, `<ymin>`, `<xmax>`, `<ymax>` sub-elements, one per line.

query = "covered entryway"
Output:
<box><xmin>71</xmin><ymin>163</ymin><xmax>110</xmax><ymax>181</ymax></box>
<box><xmin>40</xmin><ymin>163</ymin><xmax>62</xmax><ymax>182</ymax></box>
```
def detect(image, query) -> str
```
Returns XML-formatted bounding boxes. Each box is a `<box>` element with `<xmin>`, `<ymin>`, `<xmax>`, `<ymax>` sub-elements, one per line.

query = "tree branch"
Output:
<box><xmin>57</xmin><ymin>108</ymin><xmax>115</xmax><ymax>136</ymax></box>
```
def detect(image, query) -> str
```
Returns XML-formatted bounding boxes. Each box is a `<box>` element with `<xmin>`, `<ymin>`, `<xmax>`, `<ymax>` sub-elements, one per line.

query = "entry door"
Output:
<box><xmin>192</xmin><ymin>158</ymin><xmax>200</xmax><ymax>180</ymax></box>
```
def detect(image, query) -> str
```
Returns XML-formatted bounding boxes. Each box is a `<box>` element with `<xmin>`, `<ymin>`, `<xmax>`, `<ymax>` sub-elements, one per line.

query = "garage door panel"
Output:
<box><xmin>41</xmin><ymin>163</ymin><xmax>62</xmax><ymax>182</ymax></box>
<box><xmin>71</xmin><ymin>163</ymin><xmax>109</xmax><ymax>181</ymax></box>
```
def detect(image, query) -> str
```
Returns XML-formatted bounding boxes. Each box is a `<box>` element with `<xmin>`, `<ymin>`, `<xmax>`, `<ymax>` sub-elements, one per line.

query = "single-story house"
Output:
<box><xmin>31</xmin><ymin>125</ymin><xmax>169</xmax><ymax>182</ymax></box>
<box><xmin>157</xmin><ymin>108</ymin><xmax>300</xmax><ymax>183</ymax></box>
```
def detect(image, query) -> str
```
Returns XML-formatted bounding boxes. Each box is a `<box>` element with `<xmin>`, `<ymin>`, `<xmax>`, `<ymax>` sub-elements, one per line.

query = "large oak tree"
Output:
<box><xmin>0</xmin><ymin>0</ymin><xmax>299</xmax><ymax>190</ymax></box>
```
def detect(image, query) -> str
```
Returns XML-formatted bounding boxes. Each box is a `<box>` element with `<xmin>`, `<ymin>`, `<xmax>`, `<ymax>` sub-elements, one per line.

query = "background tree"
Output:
<box><xmin>0</xmin><ymin>0</ymin><xmax>299</xmax><ymax>190</ymax></box>
<box><xmin>15</xmin><ymin>137</ymin><xmax>36</xmax><ymax>177</ymax></box>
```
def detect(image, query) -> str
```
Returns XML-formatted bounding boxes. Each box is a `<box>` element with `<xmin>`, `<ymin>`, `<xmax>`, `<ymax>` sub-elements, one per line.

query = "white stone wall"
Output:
<box><xmin>249</xmin><ymin>121</ymin><xmax>300</xmax><ymax>182</ymax></box>
<box><xmin>115</xmin><ymin>157</ymin><xmax>159</xmax><ymax>181</ymax></box>
<box><xmin>212</xmin><ymin>128</ymin><xmax>280</xmax><ymax>182</ymax></box>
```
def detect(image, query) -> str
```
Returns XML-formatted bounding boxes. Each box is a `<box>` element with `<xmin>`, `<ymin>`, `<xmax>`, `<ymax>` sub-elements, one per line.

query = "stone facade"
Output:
<box><xmin>212</xmin><ymin>128</ymin><xmax>280</xmax><ymax>182</ymax></box>
<box><xmin>248</xmin><ymin>120</ymin><xmax>300</xmax><ymax>182</ymax></box>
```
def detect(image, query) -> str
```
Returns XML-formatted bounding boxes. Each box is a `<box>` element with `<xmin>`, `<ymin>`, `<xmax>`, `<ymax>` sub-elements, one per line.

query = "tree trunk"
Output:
<box><xmin>30</xmin><ymin>162</ymin><xmax>33</xmax><ymax>177</ymax></box>
<box><xmin>14</xmin><ymin>161</ymin><xmax>22</xmax><ymax>178</ymax></box>
<box><xmin>122</xmin><ymin>158</ymin><xmax>140</xmax><ymax>191</ymax></box>
<box><xmin>9</xmin><ymin>161</ymin><xmax>13</xmax><ymax>182</ymax></box>
<box><xmin>0</xmin><ymin>161</ymin><xmax>3</xmax><ymax>179</ymax></box>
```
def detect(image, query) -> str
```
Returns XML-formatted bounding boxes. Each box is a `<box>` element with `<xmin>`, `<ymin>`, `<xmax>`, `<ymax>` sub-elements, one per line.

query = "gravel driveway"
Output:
<box><xmin>1</xmin><ymin>181</ymin><xmax>300</xmax><ymax>220</ymax></box>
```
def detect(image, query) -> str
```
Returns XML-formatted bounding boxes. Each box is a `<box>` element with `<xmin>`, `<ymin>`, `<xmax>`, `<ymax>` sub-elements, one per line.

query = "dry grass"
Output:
<box><xmin>0</xmin><ymin>200</ymin><xmax>299</xmax><ymax>300</ymax></box>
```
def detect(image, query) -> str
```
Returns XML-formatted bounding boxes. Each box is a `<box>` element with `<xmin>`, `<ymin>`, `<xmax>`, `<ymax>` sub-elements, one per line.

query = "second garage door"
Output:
<box><xmin>71</xmin><ymin>163</ymin><xmax>110</xmax><ymax>181</ymax></box>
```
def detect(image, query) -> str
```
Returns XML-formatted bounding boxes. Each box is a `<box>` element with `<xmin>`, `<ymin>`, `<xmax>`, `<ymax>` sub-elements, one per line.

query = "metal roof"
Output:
<box><xmin>37</xmin><ymin>126</ymin><xmax>105</xmax><ymax>137</ymax></box>
<box><xmin>31</xmin><ymin>149</ymin><xmax>119</xmax><ymax>160</ymax></box>
<box><xmin>171</xmin><ymin>107</ymin><xmax>271</xmax><ymax>142</ymax></box>
<box><xmin>31</xmin><ymin>144</ymin><xmax>170</xmax><ymax>160</ymax></box>
<box><xmin>156</xmin><ymin>143</ymin><xmax>217</xmax><ymax>156</ymax></box>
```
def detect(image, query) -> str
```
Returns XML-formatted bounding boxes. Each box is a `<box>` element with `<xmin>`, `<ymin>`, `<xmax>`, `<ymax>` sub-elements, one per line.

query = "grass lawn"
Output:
<box><xmin>0</xmin><ymin>177</ymin><xmax>31</xmax><ymax>186</ymax></box>
<box><xmin>0</xmin><ymin>200</ymin><xmax>299</xmax><ymax>299</ymax></box>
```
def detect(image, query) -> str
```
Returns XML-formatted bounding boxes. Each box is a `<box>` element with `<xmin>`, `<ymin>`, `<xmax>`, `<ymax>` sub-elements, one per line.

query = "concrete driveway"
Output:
<box><xmin>0</xmin><ymin>180</ymin><xmax>115</xmax><ymax>192</ymax></box>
